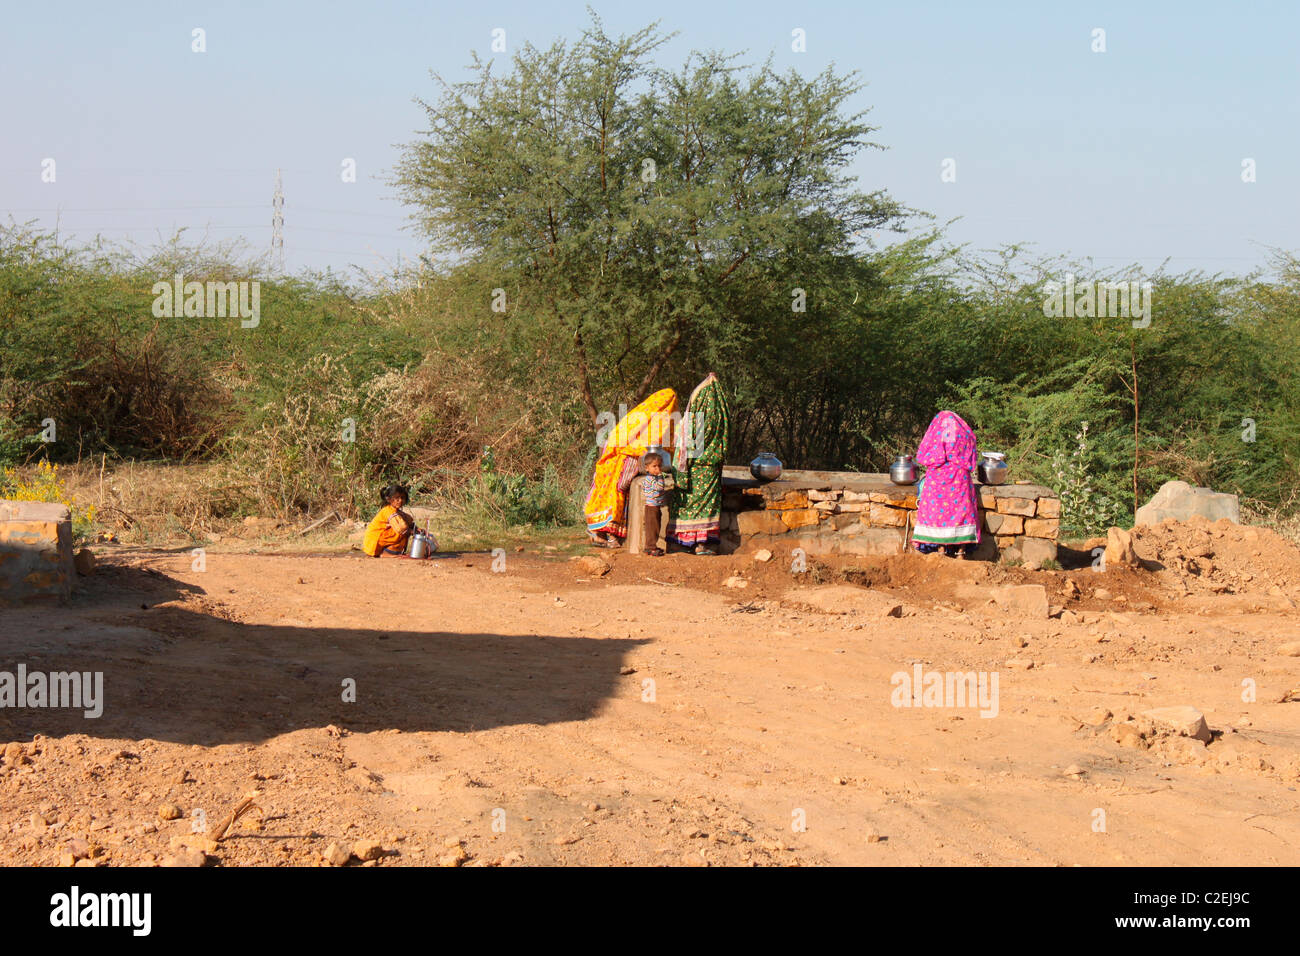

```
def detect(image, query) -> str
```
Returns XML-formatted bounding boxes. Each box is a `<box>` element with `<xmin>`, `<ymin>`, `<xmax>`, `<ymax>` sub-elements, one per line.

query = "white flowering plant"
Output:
<box><xmin>1050</xmin><ymin>421</ymin><xmax>1126</xmax><ymax>536</ymax></box>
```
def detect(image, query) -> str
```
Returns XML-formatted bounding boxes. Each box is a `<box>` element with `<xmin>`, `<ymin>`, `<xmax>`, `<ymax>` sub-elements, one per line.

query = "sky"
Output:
<box><xmin>2</xmin><ymin>0</ymin><xmax>1296</xmax><ymax>280</ymax></box>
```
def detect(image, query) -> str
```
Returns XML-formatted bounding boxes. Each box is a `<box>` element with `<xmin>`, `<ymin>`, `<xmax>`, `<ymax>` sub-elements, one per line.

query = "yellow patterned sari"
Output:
<box><xmin>583</xmin><ymin>388</ymin><xmax>678</xmax><ymax>538</ymax></box>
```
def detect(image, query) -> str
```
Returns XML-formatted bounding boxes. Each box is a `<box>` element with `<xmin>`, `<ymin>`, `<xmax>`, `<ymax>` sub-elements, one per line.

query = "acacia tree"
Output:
<box><xmin>393</xmin><ymin>15</ymin><xmax>908</xmax><ymax>423</ymax></box>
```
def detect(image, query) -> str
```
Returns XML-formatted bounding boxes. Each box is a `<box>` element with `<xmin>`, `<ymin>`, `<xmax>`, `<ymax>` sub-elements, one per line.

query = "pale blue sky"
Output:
<box><xmin>2</xmin><ymin>0</ymin><xmax>1295</xmax><ymax>278</ymax></box>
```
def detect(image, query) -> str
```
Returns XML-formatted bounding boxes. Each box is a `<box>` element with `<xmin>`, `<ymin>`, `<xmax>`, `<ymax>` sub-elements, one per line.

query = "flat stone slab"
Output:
<box><xmin>722</xmin><ymin>467</ymin><xmax>1055</xmax><ymax>500</ymax></box>
<box><xmin>990</xmin><ymin>584</ymin><xmax>1050</xmax><ymax>618</ymax></box>
<box><xmin>0</xmin><ymin>501</ymin><xmax>72</xmax><ymax>522</ymax></box>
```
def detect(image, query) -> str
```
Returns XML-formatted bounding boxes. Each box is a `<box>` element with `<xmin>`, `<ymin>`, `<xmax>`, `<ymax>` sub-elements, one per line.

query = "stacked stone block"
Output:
<box><xmin>719</xmin><ymin>468</ymin><xmax>1059</xmax><ymax>565</ymax></box>
<box><xmin>0</xmin><ymin>500</ymin><xmax>76</xmax><ymax>604</ymax></box>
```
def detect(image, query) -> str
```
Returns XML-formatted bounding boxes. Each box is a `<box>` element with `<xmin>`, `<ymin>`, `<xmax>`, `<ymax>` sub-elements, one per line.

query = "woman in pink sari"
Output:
<box><xmin>912</xmin><ymin>410</ymin><xmax>980</xmax><ymax>557</ymax></box>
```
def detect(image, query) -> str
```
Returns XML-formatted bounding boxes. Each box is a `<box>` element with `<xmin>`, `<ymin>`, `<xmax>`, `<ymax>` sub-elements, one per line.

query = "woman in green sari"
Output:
<box><xmin>669</xmin><ymin>373</ymin><xmax>730</xmax><ymax>555</ymax></box>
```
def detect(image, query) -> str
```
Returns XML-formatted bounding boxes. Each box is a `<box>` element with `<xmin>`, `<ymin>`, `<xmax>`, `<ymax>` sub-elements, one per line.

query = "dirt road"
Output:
<box><xmin>2</xmin><ymin>519</ymin><xmax>1298</xmax><ymax>866</ymax></box>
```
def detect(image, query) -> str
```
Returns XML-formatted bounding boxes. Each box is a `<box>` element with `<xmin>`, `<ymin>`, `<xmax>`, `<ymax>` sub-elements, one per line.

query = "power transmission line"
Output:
<box><xmin>271</xmin><ymin>169</ymin><xmax>285</xmax><ymax>273</ymax></box>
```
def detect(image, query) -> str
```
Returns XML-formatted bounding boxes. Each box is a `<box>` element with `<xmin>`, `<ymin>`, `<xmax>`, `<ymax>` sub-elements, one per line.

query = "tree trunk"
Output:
<box><xmin>1130</xmin><ymin>340</ymin><xmax>1140</xmax><ymax>513</ymax></box>
<box><xmin>573</xmin><ymin>325</ymin><xmax>600</xmax><ymax>425</ymax></box>
<box><xmin>632</xmin><ymin>321</ymin><xmax>685</xmax><ymax>405</ymax></box>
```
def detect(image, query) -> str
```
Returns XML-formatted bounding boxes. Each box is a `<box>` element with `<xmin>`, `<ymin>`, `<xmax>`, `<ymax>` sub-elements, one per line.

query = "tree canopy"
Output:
<box><xmin>393</xmin><ymin>16</ymin><xmax>909</xmax><ymax>421</ymax></box>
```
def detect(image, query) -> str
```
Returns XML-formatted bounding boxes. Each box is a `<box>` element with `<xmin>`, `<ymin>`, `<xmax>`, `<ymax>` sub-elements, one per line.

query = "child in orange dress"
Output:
<box><xmin>363</xmin><ymin>484</ymin><xmax>416</xmax><ymax>557</ymax></box>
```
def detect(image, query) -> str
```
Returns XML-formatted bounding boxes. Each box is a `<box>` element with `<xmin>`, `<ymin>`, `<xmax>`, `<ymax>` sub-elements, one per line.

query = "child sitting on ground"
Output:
<box><xmin>640</xmin><ymin>452</ymin><xmax>674</xmax><ymax>556</ymax></box>
<box><xmin>363</xmin><ymin>484</ymin><xmax>417</xmax><ymax>557</ymax></box>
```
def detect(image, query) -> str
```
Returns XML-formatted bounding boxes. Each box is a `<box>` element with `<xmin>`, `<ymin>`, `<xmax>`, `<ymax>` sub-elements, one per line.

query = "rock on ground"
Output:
<box><xmin>1019</xmin><ymin>537</ymin><xmax>1058</xmax><ymax>570</ymax></box>
<box><xmin>1142</xmin><ymin>705</ymin><xmax>1212</xmax><ymax>743</ymax></box>
<box><xmin>993</xmin><ymin>584</ymin><xmax>1049</xmax><ymax>619</ymax></box>
<box><xmin>1103</xmin><ymin>527</ymin><xmax>1139</xmax><ymax>568</ymax></box>
<box><xmin>1135</xmin><ymin>480</ymin><xmax>1239</xmax><ymax>527</ymax></box>
<box><xmin>575</xmin><ymin>556</ymin><xmax>612</xmax><ymax>577</ymax></box>
<box><xmin>324</xmin><ymin>842</ymin><xmax>351</xmax><ymax>866</ymax></box>
<box><xmin>439</xmin><ymin>846</ymin><xmax>469</xmax><ymax>867</ymax></box>
<box><xmin>161</xmin><ymin>847</ymin><xmax>209</xmax><ymax>867</ymax></box>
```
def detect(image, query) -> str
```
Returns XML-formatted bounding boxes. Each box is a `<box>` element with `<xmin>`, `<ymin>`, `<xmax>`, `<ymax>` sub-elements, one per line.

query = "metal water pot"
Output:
<box><xmin>890</xmin><ymin>454</ymin><xmax>917</xmax><ymax>485</ymax></box>
<box><xmin>978</xmin><ymin>452</ymin><xmax>1009</xmax><ymax>485</ymax></box>
<box><xmin>408</xmin><ymin>530</ymin><xmax>436</xmax><ymax>559</ymax></box>
<box><xmin>644</xmin><ymin>444</ymin><xmax>673</xmax><ymax>472</ymax></box>
<box><xmin>749</xmin><ymin>452</ymin><xmax>782</xmax><ymax>481</ymax></box>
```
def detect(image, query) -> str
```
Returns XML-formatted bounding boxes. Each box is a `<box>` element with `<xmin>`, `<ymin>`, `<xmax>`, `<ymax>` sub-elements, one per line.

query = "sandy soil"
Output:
<box><xmin>2</xmin><ymin>517</ymin><xmax>1298</xmax><ymax>866</ymax></box>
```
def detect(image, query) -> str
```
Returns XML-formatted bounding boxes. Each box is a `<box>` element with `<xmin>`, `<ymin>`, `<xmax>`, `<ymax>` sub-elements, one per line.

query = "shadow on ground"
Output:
<box><xmin>0</xmin><ymin>563</ymin><xmax>646</xmax><ymax>747</ymax></box>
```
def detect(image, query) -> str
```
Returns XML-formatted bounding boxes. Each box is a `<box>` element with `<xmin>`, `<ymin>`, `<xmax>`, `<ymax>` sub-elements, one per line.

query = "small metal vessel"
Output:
<box><xmin>408</xmin><ymin>530</ymin><xmax>436</xmax><ymax>559</ymax></box>
<box><xmin>978</xmin><ymin>452</ymin><xmax>1008</xmax><ymax>485</ymax></box>
<box><xmin>749</xmin><ymin>452</ymin><xmax>783</xmax><ymax>482</ymax></box>
<box><xmin>889</xmin><ymin>454</ymin><xmax>917</xmax><ymax>485</ymax></box>
<box><xmin>644</xmin><ymin>444</ymin><xmax>673</xmax><ymax>472</ymax></box>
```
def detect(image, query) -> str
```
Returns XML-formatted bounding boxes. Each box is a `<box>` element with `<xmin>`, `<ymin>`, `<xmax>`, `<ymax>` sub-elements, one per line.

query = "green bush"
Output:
<box><xmin>3</xmin><ymin>222</ymin><xmax>1299</xmax><ymax>540</ymax></box>
<box><xmin>473</xmin><ymin>449</ymin><xmax>578</xmax><ymax>528</ymax></box>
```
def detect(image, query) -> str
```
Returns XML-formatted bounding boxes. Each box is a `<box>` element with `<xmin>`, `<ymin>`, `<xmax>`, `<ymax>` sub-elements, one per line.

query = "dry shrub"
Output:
<box><xmin>369</xmin><ymin>361</ymin><xmax>492</xmax><ymax>484</ymax></box>
<box><xmin>68</xmin><ymin>329</ymin><xmax>234</xmax><ymax>457</ymax></box>
<box><xmin>49</xmin><ymin>343</ymin><xmax>588</xmax><ymax>541</ymax></box>
<box><xmin>5</xmin><ymin>323</ymin><xmax>235</xmax><ymax>462</ymax></box>
<box><xmin>56</xmin><ymin>459</ymin><xmax>248</xmax><ymax>541</ymax></box>
<box><xmin>220</xmin><ymin>347</ymin><xmax>581</xmax><ymax>521</ymax></box>
<box><xmin>222</xmin><ymin>354</ymin><xmax>407</xmax><ymax>517</ymax></box>
<box><xmin>1241</xmin><ymin>493</ymin><xmax>1300</xmax><ymax>548</ymax></box>
<box><xmin>1139</xmin><ymin>444</ymin><xmax>1220</xmax><ymax>490</ymax></box>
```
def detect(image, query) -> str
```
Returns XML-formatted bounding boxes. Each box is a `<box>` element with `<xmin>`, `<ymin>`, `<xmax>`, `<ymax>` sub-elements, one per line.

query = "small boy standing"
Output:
<box><xmin>640</xmin><ymin>452</ymin><xmax>674</xmax><ymax>556</ymax></box>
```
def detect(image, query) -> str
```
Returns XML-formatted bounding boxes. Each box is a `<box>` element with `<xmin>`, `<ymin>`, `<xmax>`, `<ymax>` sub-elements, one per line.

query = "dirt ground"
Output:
<box><xmin>2</xmin><ymin>517</ymin><xmax>1298</xmax><ymax>867</ymax></box>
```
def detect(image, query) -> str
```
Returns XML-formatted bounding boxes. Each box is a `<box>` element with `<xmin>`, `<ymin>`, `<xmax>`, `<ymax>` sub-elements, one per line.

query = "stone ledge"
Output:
<box><xmin>0</xmin><ymin>501</ymin><xmax>72</xmax><ymax>522</ymax></box>
<box><xmin>723</xmin><ymin>466</ymin><xmax>1055</xmax><ymax>500</ymax></box>
<box><xmin>0</xmin><ymin>500</ymin><xmax>75</xmax><ymax>605</ymax></box>
<box><xmin>721</xmin><ymin>466</ymin><xmax>1060</xmax><ymax>565</ymax></box>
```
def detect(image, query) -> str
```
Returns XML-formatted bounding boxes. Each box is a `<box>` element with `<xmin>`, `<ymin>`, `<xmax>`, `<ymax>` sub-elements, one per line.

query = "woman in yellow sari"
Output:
<box><xmin>584</xmin><ymin>388</ymin><xmax>678</xmax><ymax>547</ymax></box>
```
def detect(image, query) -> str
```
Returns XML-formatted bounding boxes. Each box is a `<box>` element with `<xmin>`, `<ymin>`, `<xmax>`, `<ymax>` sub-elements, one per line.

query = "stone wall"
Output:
<box><xmin>719</xmin><ymin>468</ymin><xmax>1060</xmax><ymax>567</ymax></box>
<box><xmin>0</xmin><ymin>500</ymin><xmax>76</xmax><ymax>605</ymax></box>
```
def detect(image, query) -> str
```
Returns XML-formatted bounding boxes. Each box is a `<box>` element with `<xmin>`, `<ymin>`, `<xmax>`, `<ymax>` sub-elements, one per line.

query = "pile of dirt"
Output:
<box><xmin>840</xmin><ymin>551</ymin><xmax>999</xmax><ymax>591</ymax></box>
<box><xmin>1127</xmin><ymin>517</ymin><xmax>1300</xmax><ymax>597</ymax></box>
<box><xmin>558</xmin><ymin>517</ymin><xmax>1300</xmax><ymax>618</ymax></box>
<box><xmin>1077</xmin><ymin>707</ymin><xmax>1300</xmax><ymax>785</ymax></box>
<box><xmin>582</xmin><ymin>544</ymin><xmax>1019</xmax><ymax>610</ymax></box>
